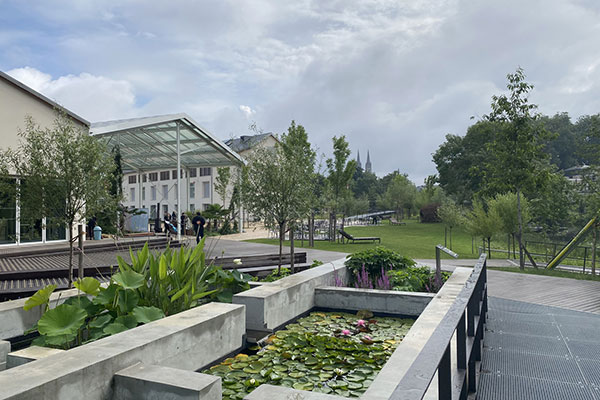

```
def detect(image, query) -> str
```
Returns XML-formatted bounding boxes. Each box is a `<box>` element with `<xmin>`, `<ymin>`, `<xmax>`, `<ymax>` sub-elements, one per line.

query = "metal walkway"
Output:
<box><xmin>478</xmin><ymin>297</ymin><xmax>600</xmax><ymax>399</ymax></box>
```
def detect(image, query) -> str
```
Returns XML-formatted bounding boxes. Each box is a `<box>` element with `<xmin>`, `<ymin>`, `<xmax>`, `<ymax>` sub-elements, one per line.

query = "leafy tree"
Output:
<box><xmin>379</xmin><ymin>174</ymin><xmax>416</xmax><ymax>219</ymax></box>
<box><xmin>436</xmin><ymin>201</ymin><xmax>465</xmax><ymax>250</ymax></box>
<box><xmin>215</xmin><ymin>167</ymin><xmax>231</xmax><ymax>207</ymax></box>
<box><xmin>465</xmin><ymin>199</ymin><xmax>501</xmax><ymax>258</ymax></box>
<box><xmin>1</xmin><ymin>115</ymin><xmax>119</xmax><ymax>287</ymax></box>
<box><xmin>539</xmin><ymin>113</ymin><xmax>578</xmax><ymax>170</ymax></box>
<box><xmin>326</xmin><ymin>136</ymin><xmax>356</xmax><ymax>241</ymax></box>
<box><xmin>488</xmin><ymin>192</ymin><xmax>530</xmax><ymax>259</ymax></box>
<box><xmin>482</xmin><ymin>67</ymin><xmax>551</xmax><ymax>269</ymax></box>
<box><xmin>244</xmin><ymin>121</ymin><xmax>315</xmax><ymax>270</ymax></box>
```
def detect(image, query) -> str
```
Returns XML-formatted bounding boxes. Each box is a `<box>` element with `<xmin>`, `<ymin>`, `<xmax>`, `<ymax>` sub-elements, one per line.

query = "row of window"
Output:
<box><xmin>146</xmin><ymin>203</ymin><xmax>212</xmax><ymax>219</ymax></box>
<box><xmin>128</xmin><ymin>168</ymin><xmax>212</xmax><ymax>184</ymax></box>
<box><xmin>128</xmin><ymin>182</ymin><xmax>210</xmax><ymax>203</ymax></box>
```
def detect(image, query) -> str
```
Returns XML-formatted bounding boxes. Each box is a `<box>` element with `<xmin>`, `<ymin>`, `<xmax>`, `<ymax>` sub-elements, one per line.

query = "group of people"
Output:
<box><xmin>163</xmin><ymin>210</ymin><xmax>205</xmax><ymax>244</ymax></box>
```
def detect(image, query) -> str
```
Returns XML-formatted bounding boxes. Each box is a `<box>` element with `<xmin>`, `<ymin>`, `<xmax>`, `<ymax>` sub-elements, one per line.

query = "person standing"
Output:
<box><xmin>87</xmin><ymin>216</ymin><xmax>97</xmax><ymax>240</ymax></box>
<box><xmin>191</xmin><ymin>211</ymin><xmax>206</xmax><ymax>244</ymax></box>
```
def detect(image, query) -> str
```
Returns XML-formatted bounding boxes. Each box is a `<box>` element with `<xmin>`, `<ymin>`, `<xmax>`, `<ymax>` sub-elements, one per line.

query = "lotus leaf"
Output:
<box><xmin>93</xmin><ymin>284</ymin><xmax>118</xmax><ymax>306</ymax></box>
<box><xmin>115</xmin><ymin>315</ymin><xmax>138</xmax><ymax>329</ymax></box>
<box><xmin>117</xmin><ymin>289</ymin><xmax>140</xmax><ymax>314</ymax></box>
<box><xmin>103</xmin><ymin>322</ymin><xmax>129</xmax><ymax>335</ymax></box>
<box><xmin>74</xmin><ymin>277</ymin><xmax>101</xmax><ymax>295</ymax></box>
<box><xmin>24</xmin><ymin>284</ymin><xmax>57</xmax><ymax>311</ymax></box>
<box><xmin>89</xmin><ymin>314</ymin><xmax>113</xmax><ymax>329</ymax></box>
<box><xmin>132</xmin><ymin>306</ymin><xmax>165</xmax><ymax>324</ymax></box>
<box><xmin>112</xmin><ymin>269</ymin><xmax>145</xmax><ymax>289</ymax></box>
<box><xmin>37</xmin><ymin>304</ymin><xmax>87</xmax><ymax>337</ymax></box>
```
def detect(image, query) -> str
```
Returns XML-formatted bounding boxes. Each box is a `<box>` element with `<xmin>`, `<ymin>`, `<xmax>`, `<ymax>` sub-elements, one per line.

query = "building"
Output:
<box><xmin>0</xmin><ymin>71</ymin><xmax>89</xmax><ymax>246</ymax></box>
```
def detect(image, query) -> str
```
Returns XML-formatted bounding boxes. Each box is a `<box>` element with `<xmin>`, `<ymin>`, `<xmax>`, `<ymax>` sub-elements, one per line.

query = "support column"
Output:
<box><xmin>238</xmin><ymin>167</ymin><xmax>243</xmax><ymax>233</ymax></box>
<box><xmin>176</xmin><ymin>123</ymin><xmax>182</xmax><ymax>241</ymax></box>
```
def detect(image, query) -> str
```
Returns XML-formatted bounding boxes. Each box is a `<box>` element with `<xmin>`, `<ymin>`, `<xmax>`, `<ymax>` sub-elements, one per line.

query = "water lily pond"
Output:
<box><xmin>202</xmin><ymin>311</ymin><xmax>414</xmax><ymax>399</ymax></box>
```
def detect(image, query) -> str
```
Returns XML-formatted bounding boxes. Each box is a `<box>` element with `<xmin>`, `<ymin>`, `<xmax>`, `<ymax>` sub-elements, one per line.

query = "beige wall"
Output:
<box><xmin>0</xmin><ymin>77</ymin><xmax>88</xmax><ymax>154</ymax></box>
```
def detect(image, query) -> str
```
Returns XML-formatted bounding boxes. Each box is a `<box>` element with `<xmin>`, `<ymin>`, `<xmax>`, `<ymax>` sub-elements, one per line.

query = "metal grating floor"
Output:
<box><xmin>478</xmin><ymin>297</ymin><xmax>600</xmax><ymax>399</ymax></box>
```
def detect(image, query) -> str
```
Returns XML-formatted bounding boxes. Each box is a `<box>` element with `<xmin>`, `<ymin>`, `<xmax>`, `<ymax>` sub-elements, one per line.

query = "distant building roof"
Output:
<box><xmin>0</xmin><ymin>70</ymin><xmax>89</xmax><ymax>127</ymax></box>
<box><xmin>224</xmin><ymin>133</ymin><xmax>276</xmax><ymax>153</ymax></box>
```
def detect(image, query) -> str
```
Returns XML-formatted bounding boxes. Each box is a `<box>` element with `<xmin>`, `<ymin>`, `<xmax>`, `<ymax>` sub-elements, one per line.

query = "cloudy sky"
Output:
<box><xmin>2</xmin><ymin>0</ymin><xmax>600</xmax><ymax>183</ymax></box>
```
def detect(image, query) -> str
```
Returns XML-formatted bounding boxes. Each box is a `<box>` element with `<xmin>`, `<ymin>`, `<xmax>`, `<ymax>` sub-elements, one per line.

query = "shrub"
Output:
<box><xmin>388</xmin><ymin>266</ymin><xmax>450</xmax><ymax>293</ymax></box>
<box><xmin>345</xmin><ymin>246</ymin><xmax>415</xmax><ymax>285</ymax></box>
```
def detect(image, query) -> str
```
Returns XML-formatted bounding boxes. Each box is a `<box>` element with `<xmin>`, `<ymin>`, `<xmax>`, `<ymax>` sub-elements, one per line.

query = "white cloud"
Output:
<box><xmin>7</xmin><ymin>67</ymin><xmax>139</xmax><ymax>121</ymax></box>
<box><xmin>239</xmin><ymin>105</ymin><xmax>256</xmax><ymax>118</ymax></box>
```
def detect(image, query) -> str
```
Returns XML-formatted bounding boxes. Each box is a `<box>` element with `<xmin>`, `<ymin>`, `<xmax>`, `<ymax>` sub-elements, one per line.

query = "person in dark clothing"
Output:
<box><xmin>171</xmin><ymin>211</ymin><xmax>177</xmax><ymax>222</ymax></box>
<box><xmin>180</xmin><ymin>213</ymin><xmax>186</xmax><ymax>233</ymax></box>
<box><xmin>87</xmin><ymin>216</ymin><xmax>97</xmax><ymax>240</ymax></box>
<box><xmin>191</xmin><ymin>212</ymin><xmax>205</xmax><ymax>244</ymax></box>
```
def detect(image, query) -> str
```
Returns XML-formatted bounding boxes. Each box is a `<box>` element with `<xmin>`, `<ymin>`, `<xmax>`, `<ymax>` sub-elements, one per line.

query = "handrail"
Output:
<box><xmin>390</xmin><ymin>253</ymin><xmax>488</xmax><ymax>400</ymax></box>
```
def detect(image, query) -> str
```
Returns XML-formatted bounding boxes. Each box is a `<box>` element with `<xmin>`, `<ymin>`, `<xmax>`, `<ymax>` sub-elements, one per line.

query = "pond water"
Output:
<box><xmin>202</xmin><ymin>311</ymin><xmax>415</xmax><ymax>399</ymax></box>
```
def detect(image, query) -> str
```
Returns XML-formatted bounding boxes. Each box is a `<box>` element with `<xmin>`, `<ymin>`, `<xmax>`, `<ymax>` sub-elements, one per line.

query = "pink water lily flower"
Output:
<box><xmin>357</xmin><ymin>319</ymin><xmax>366</xmax><ymax>327</ymax></box>
<box><xmin>341</xmin><ymin>329</ymin><xmax>351</xmax><ymax>336</ymax></box>
<box><xmin>364</xmin><ymin>335</ymin><xmax>372</xmax><ymax>341</ymax></box>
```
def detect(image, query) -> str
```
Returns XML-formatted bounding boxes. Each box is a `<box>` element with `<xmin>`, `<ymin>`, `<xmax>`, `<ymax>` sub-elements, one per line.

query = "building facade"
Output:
<box><xmin>0</xmin><ymin>71</ymin><xmax>89</xmax><ymax>246</ymax></box>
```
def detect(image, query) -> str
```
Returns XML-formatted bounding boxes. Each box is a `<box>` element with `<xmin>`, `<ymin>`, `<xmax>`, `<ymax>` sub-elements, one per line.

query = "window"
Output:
<box><xmin>162</xmin><ymin>185</ymin><xmax>169</xmax><ymax>199</ymax></box>
<box><xmin>142</xmin><ymin>174</ymin><xmax>147</xmax><ymax>183</ymax></box>
<box><xmin>130</xmin><ymin>187</ymin><xmax>135</xmax><ymax>202</ymax></box>
<box><xmin>151</xmin><ymin>186</ymin><xmax>156</xmax><ymax>201</ymax></box>
<box><xmin>128</xmin><ymin>175</ymin><xmax>137</xmax><ymax>184</ymax></box>
<box><xmin>150</xmin><ymin>205</ymin><xmax>156</xmax><ymax>219</ymax></box>
<box><xmin>189</xmin><ymin>203</ymin><xmax>195</xmax><ymax>212</ymax></box>
<box><xmin>172</xmin><ymin>170</ymin><xmax>178</xmax><ymax>179</ymax></box>
<box><xmin>203</xmin><ymin>203</ymin><xmax>211</xmax><ymax>210</ymax></box>
<box><xmin>142</xmin><ymin>187</ymin><xmax>146</xmax><ymax>201</ymax></box>
<box><xmin>189</xmin><ymin>168</ymin><xmax>197</xmax><ymax>178</ymax></box>
<box><xmin>162</xmin><ymin>204</ymin><xmax>168</xmax><ymax>216</ymax></box>
<box><xmin>203</xmin><ymin>182</ymin><xmax>210</xmax><ymax>198</ymax></box>
<box><xmin>199</xmin><ymin>167</ymin><xmax>212</xmax><ymax>176</ymax></box>
<box><xmin>149</xmin><ymin>172</ymin><xmax>158</xmax><ymax>182</ymax></box>
<box><xmin>160</xmin><ymin>171</ymin><xmax>170</xmax><ymax>180</ymax></box>
<box><xmin>189</xmin><ymin>183</ymin><xmax>195</xmax><ymax>199</ymax></box>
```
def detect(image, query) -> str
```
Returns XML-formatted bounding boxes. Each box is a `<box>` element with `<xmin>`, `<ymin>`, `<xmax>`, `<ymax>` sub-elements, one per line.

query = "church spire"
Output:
<box><xmin>365</xmin><ymin>150</ymin><xmax>372</xmax><ymax>173</ymax></box>
<box><xmin>356</xmin><ymin>150</ymin><xmax>362</xmax><ymax>170</ymax></box>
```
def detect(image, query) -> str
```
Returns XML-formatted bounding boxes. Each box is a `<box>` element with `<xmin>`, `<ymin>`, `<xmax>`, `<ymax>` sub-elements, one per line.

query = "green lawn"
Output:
<box><xmin>247</xmin><ymin>219</ymin><xmax>483</xmax><ymax>259</ymax></box>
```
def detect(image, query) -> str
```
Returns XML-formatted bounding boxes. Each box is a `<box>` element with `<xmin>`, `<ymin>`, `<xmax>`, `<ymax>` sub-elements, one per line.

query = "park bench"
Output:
<box><xmin>338</xmin><ymin>229</ymin><xmax>381</xmax><ymax>244</ymax></box>
<box><xmin>209</xmin><ymin>252</ymin><xmax>308</xmax><ymax>275</ymax></box>
<box><xmin>390</xmin><ymin>217</ymin><xmax>406</xmax><ymax>226</ymax></box>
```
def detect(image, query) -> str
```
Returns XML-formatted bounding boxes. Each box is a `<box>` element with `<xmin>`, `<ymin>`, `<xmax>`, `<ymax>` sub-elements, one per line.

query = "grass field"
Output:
<box><xmin>248</xmin><ymin>219</ymin><xmax>483</xmax><ymax>259</ymax></box>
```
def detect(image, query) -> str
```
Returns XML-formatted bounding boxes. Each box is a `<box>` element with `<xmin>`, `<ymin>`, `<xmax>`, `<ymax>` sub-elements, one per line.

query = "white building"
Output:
<box><xmin>0</xmin><ymin>71</ymin><xmax>89</xmax><ymax>246</ymax></box>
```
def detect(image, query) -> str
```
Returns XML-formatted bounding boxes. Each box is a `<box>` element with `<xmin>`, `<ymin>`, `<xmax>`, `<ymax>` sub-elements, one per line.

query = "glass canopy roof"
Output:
<box><xmin>90</xmin><ymin>113</ymin><xmax>244</xmax><ymax>173</ymax></box>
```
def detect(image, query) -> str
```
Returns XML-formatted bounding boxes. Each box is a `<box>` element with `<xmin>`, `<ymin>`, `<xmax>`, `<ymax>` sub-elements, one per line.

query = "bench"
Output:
<box><xmin>390</xmin><ymin>218</ymin><xmax>406</xmax><ymax>226</ymax></box>
<box><xmin>208</xmin><ymin>252</ymin><xmax>307</xmax><ymax>270</ymax></box>
<box><xmin>338</xmin><ymin>229</ymin><xmax>381</xmax><ymax>244</ymax></box>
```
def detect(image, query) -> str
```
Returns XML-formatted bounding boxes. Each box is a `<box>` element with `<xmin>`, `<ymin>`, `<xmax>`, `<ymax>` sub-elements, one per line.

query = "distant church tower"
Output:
<box><xmin>356</xmin><ymin>150</ymin><xmax>362</xmax><ymax>170</ymax></box>
<box><xmin>365</xmin><ymin>150</ymin><xmax>372</xmax><ymax>173</ymax></box>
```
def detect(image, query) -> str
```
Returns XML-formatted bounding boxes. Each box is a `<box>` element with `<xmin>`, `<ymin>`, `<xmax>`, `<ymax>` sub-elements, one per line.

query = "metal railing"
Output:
<box><xmin>390</xmin><ymin>253</ymin><xmax>488</xmax><ymax>400</ymax></box>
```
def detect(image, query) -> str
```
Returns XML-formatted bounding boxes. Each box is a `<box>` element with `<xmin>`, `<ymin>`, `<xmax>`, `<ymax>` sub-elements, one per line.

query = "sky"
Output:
<box><xmin>1</xmin><ymin>0</ymin><xmax>600</xmax><ymax>184</ymax></box>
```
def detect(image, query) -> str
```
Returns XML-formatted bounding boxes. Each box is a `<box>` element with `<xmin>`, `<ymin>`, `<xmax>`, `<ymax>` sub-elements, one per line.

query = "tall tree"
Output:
<box><xmin>465</xmin><ymin>199</ymin><xmax>501</xmax><ymax>258</ymax></box>
<box><xmin>244</xmin><ymin>121</ymin><xmax>315</xmax><ymax>271</ymax></box>
<box><xmin>326</xmin><ymin>136</ymin><xmax>356</xmax><ymax>241</ymax></box>
<box><xmin>437</xmin><ymin>201</ymin><xmax>465</xmax><ymax>250</ymax></box>
<box><xmin>488</xmin><ymin>192</ymin><xmax>530</xmax><ymax>260</ymax></box>
<box><xmin>482</xmin><ymin>67</ymin><xmax>551</xmax><ymax>269</ymax></box>
<box><xmin>379</xmin><ymin>174</ymin><xmax>416</xmax><ymax>219</ymax></box>
<box><xmin>1</xmin><ymin>115</ymin><xmax>119</xmax><ymax>287</ymax></box>
<box><xmin>215</xmin><ymin>167</ymin><xmax>232</xmax><ymax>208</ymax></box>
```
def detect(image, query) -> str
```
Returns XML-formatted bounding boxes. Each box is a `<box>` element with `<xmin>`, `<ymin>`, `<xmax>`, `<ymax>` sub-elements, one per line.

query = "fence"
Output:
<box><xmin>390</xmin><ymin>253</ymin><xmax>488</xmax><ymax>400</ymax></box>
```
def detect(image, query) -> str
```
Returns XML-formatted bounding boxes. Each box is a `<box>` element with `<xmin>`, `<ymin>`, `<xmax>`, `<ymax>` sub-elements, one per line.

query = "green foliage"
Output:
<box><xmin>262</xmin><ymin>268</ymin><xmax>291</xmax><ymax>282</ymax></box>
<box><xmin>488</xmin><ymin>192</ymin><xmax>530</xmax><ymax>235</ymax></box>
<box><xmin>203</xmin><ymin>311</ymin><xmax>414</xmax><ymax>399</ymax></box>
<box><xmin>25</xmin><ymin>240</ymin><xmax>250</xmax><ymax>349</ymax></box>
<box><xmin>215</xmin><ymin>167</ymin><xmax>232</xmax><ymax>207</ymax></box>
<box><xmin>326</xmin><ymin>136</ymin><xmax>357</xmax><ymax>211</ymax></box>
<box><xmin>23</xmin><ymin>284</ymin><xmax>56</xmax><ymax>312</ymax></box>
<box><xmin>345</xmin><ymin>246</ymin><xmax>415</xmax><ymax>285</ymax></box>
<box><xmin>388</xmin><ymin>266</ymin><xmax>451</xmax><ymax>293</ymax></box>
<box><xmin>378</xmin><ymin>174</ymin><xmax>417</xmax><ymax>219</ymax></box>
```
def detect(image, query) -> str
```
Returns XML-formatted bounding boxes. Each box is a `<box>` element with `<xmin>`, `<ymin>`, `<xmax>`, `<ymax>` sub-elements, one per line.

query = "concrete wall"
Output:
<box><xmin>314</xmin><ymin>287</ymin><xmax>434</xmax><ymax>317</ymax></box>
<box><xmin>0</xmin><ymin>340</ymin><xmax>9</xmax><ymax>371</ymax></box>
<box><xmin>233</xmin><ymin>258</ymin><xmax>348</xmax><ymax>331</ymax></box>
<box><xmin>0</xmin><ymin>302</ymin><xmax>245</xmax><ymax>400</ymax></box>
<box><xmin>0</xmin><ymin>286</ymin><xmax>98</xmax><ymax>340</ymax></box>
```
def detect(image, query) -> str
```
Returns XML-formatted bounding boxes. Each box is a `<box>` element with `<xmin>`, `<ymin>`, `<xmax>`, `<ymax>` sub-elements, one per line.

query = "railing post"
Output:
<box><xmin>438</xmin><ymin>344</ymin><xmax>452</xmax><ymax>400</ymax></box>
<box><xmin>467</xmin><ymin>296</ymin><xmax>475</xmax><ymax>336</ymax></box>
<box><xmin>457</xmin><ymin>311</ymin><xmax>466</xmax><ymax>370</ymax></box>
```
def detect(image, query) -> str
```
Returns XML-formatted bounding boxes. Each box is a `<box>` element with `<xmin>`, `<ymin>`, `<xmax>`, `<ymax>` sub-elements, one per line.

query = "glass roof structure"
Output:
<box><xmin>90</xmin><ymin>113</ymin><xmax>244</xmax><ymax>173</ymax></box>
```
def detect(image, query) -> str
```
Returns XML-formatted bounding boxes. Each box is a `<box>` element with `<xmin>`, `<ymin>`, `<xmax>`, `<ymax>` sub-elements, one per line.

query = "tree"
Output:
<box><xmin>215</xmin><ymin>167</ymin><xmax>231</xmax><ymax>207</ymax></box>
<box><xmin>244</xmin><ymin>121</ymin><xmax>315</xmax><ymax>271</ymax></box>
<box><xmin>326</xmin><ymin>136</ymin><xmax>356</xmax><ymax>241</ymax></box>
<box><xmin>437</xmin><ymin>201</ymin><xmax>465</xmax><ymax>250</ymax></box>
<box><xmin>488</xmin><ymin>192</ymin><xmax>530</xmax><ymax>260</ymax></box>
<box><xmin>1</xmin><ymin>115</ymin><xmax>119</xmax><ymax>287</ymax></box>
<box><xmin>483</xmin><ymin>67</ymin><xmax>551</xmax><ymax>269</ymax></box>
<box><xmin>465</xmin><ymin>199</ymin><xmax>501</xmax><ymax>258</ymax></box>
<box><xmin>379</xmin><ymin>174</ymin><xmax>416</xmax><ymax>219</ymax></box>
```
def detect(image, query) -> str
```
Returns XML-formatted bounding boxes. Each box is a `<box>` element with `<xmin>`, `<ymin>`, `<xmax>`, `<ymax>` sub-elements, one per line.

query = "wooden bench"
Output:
<box><xmin>208</xmin><ymin>252</ymin><xmax>307</xmax><ymax>270</ymax></box>
<box><xmin>338</xmin><ymin>229</ymin><xmax>381</xmax><ymax>244</ymax></box>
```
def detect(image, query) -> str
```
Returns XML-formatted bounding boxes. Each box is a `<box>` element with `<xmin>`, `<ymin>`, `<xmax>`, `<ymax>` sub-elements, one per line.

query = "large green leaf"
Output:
<box><xmin>89</xmin><ymin>314</ymin><xmax>113</xmax><ymax>329</ymax></box>
<box><xmin>37</xmin><ymin>304</ymin><xmax>87</xmax><ymax>337</ymax></box>
<box><xmin>115</xmin><ymin>315</ymin><xmax>138</xmax><ymax>329</ymax></box>
<box><xmin>132</xmin><ymin>306</ymin><xmax>165</xmax><ymax>324</ymax></box>
<box><xmin>112</xmin><ymin>269</ymin><xmax>145</xmax><ymax>290</ymax></box>
<box><xmin>74</xmin><ymin>277</ymin><xmax>101</xmax><ymax>295</ymax></box>
<box><xmin>103</xmin><ymin>322</ymin><xmax>129</xmax><ymax>335</ymax></box>
<box><xmin>93</xmin><ymin>284</ymin><xmax>118</xmax><ymax>306</ymax></box>
<box><xmin>117</xmin><ymin>289</ymin><xmax>140</xmax><ymax>314</ymax></box>
<box><xmin>24</xmin><ymin>284</ymin><xmax>57</xmax><ymax>311</ymax></box>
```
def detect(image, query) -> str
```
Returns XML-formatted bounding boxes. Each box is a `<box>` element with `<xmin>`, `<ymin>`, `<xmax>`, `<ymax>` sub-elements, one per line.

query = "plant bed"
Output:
<box><xmin>202</xmin><ymin>310</ymin><xmax>414</xmax><ymax>399</ymax></box>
